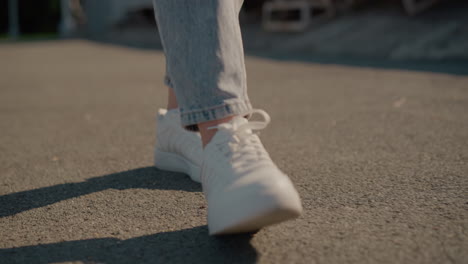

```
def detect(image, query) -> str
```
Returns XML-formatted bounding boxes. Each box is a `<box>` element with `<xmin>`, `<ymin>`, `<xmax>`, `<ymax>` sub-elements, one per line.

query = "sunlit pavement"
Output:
<box><xmin>0</xmin><ymin>40</ymin><xmax>467</xmax><ymax>264</ymax></box>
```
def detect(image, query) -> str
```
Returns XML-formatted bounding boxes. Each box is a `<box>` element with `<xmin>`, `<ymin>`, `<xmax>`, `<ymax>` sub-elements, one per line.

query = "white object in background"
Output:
<box><xmin>262</xmin><ymin>0</ymin><xmax>335</xmax><ymax>32</ymax></box>
<box><xmin>263</xmin><ymin>0</ymin><xmax>311</xmax><ymax>32</ymax></box>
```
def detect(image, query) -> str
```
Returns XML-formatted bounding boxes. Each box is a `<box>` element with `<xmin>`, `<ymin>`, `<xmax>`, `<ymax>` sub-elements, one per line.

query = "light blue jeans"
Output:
<box><xmin>153</xmin><ymin>0</ymin><xmax>252</xmax><ymax>126</ymax></box>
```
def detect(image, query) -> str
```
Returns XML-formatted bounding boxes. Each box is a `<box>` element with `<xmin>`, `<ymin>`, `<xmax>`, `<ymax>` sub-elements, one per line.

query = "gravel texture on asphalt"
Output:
<box><xmin>0</xmin><ymin>40</ymin><xmax>467</xmax><ymax>264</ymax></box>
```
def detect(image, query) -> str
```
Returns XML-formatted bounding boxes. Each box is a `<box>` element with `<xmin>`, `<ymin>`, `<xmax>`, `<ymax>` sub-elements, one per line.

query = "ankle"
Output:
<box><xmin>198</xmin><ymin>116</ymin><xmax>236</xmax><ymax>147</ymax></box>
<box><xmin>167</xmin><ymin>87</ymin><xmax>178</xmax><ymax>110</ymax></box>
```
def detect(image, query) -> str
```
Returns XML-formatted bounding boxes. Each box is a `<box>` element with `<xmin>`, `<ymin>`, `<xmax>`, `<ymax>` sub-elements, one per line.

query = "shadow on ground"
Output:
<box><xmin>0</xmin><ymin>226</ymin><xmax>258</xmax><ymax>263</ymax></box>
<box><xmin>0</xmin><ymin>170</ymin><xmax>259</xmax><ymax>263</ymax></box>
<box><xmin>0</xmin><ymin>167</ymin><xmax>201</xmax><ymax>218</ymax></box>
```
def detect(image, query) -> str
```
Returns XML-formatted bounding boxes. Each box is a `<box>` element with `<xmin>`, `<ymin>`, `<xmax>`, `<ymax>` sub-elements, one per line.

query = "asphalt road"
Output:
<box><xmin>0</xmin><ymin>40</ymin><xmax>467</xmax><ymax>264</ymax></box>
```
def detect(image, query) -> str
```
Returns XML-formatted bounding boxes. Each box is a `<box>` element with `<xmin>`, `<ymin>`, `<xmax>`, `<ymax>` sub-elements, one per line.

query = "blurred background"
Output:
<box><xmin>1</xmin><ymin>0</ymin><xmax>468</xmax><ymax>73</ymax></box>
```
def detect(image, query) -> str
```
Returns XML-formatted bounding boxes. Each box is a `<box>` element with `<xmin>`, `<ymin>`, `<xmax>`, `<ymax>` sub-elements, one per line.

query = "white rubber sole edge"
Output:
<box><xmin>210</xmin><ymin>205</ymin><xmax>302</xmax><ymax>236</ymax></box>
<box><xmin>208</xmin><ymin>179</ymin><xmax>303</xmax><ymax>235</ymax></box>
<box><xmin>154</xmin><ymin>148</ymin><xmax>201</xmax><ymax>183</ymax></box>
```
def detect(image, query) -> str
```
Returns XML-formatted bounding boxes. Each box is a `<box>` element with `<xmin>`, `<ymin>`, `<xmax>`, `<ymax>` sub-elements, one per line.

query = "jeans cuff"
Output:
<box><xmin>180</xmin><ymin>99</ymin><xmax>252</xmax><ymax>126</ymax></box>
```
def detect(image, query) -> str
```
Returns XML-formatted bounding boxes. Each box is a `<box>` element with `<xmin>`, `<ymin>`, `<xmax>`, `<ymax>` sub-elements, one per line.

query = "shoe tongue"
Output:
<box><xmin>219</xmin><ymin>116</ymin><xmax>248</xmax><ymax>131</ymax></box>
<box><xmin>207</xmin><ymin>117</ymin><xmax>251</xmax><ymax>148</ymax></box>
<box><xmin>210</xmin><ymin>116</ymin><xmax>248</xmax><ymax>140</ymax></box>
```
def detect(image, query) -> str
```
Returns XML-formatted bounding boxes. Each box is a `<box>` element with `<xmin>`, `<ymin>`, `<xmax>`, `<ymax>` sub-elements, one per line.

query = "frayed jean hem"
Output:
<box><xmin>180</xmin><ymin>99</ymin><xmax>252</xmax><ymax>126</ymax></box>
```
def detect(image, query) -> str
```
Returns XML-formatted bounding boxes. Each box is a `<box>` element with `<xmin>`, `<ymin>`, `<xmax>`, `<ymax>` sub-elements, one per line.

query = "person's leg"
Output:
<box><xmin>153</xmin><ymin>0</ymin><xmax>252</xmax><ymax>146</ymax></box>
<box><xmin>153</xmin><ymin>0</ymin><xmax>302</xmax><ymax>235</ymax></box>
<box><xmin>155</xmin><ymin>0</ymin><xmax>248</xmax><ymax>182</ymax></box>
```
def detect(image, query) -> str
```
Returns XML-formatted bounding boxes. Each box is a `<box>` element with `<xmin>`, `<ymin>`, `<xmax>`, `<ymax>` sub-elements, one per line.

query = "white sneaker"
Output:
<box><xmin>154</xmin><ymin>109</ymin><xmax>203</xmax><ymax>183</ymax></box>
<box><xmin>202</xmin><ymin>109</ymin><xmax>303</xmax><ymax>235</ymax></box>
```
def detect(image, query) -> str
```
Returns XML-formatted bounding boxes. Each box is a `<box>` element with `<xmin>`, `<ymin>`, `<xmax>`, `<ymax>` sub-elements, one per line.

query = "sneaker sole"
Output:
<box><xmin>154</xmin><ymin>148</ymin><xmax>201</xmax><ymax>183</ymax></box>
<box><xmin>210</xmin><ymin>205</ymin><xmax>301</xmax><ymax>235</ymax></box>
<box><xmin>208</xmin><ymin>178</ymin><xmax>303</xmax><ymax>235</ymax></box>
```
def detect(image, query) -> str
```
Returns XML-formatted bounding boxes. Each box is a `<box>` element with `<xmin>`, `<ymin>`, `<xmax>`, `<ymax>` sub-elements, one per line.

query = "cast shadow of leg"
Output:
<box><xmin>0</xmin><ymin>167</ymin><xmax>201</xmax><ymax>218</ymax></box>
<box><xmin>0</xmin><ymin>226</ymin><xmax>258</xmax><ymax>264</ymax></box>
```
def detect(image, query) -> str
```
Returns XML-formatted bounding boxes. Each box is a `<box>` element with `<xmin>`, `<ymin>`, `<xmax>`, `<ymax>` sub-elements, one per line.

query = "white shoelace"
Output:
<box><xmin>207</xmin><ymin>109</ymin><xmax>271</xmax><ymax>133</ymax></box>
<box><xmin>207</xmin><ymin>109</ymin><xmax>272</xmax><ymax>164</ymax></box>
